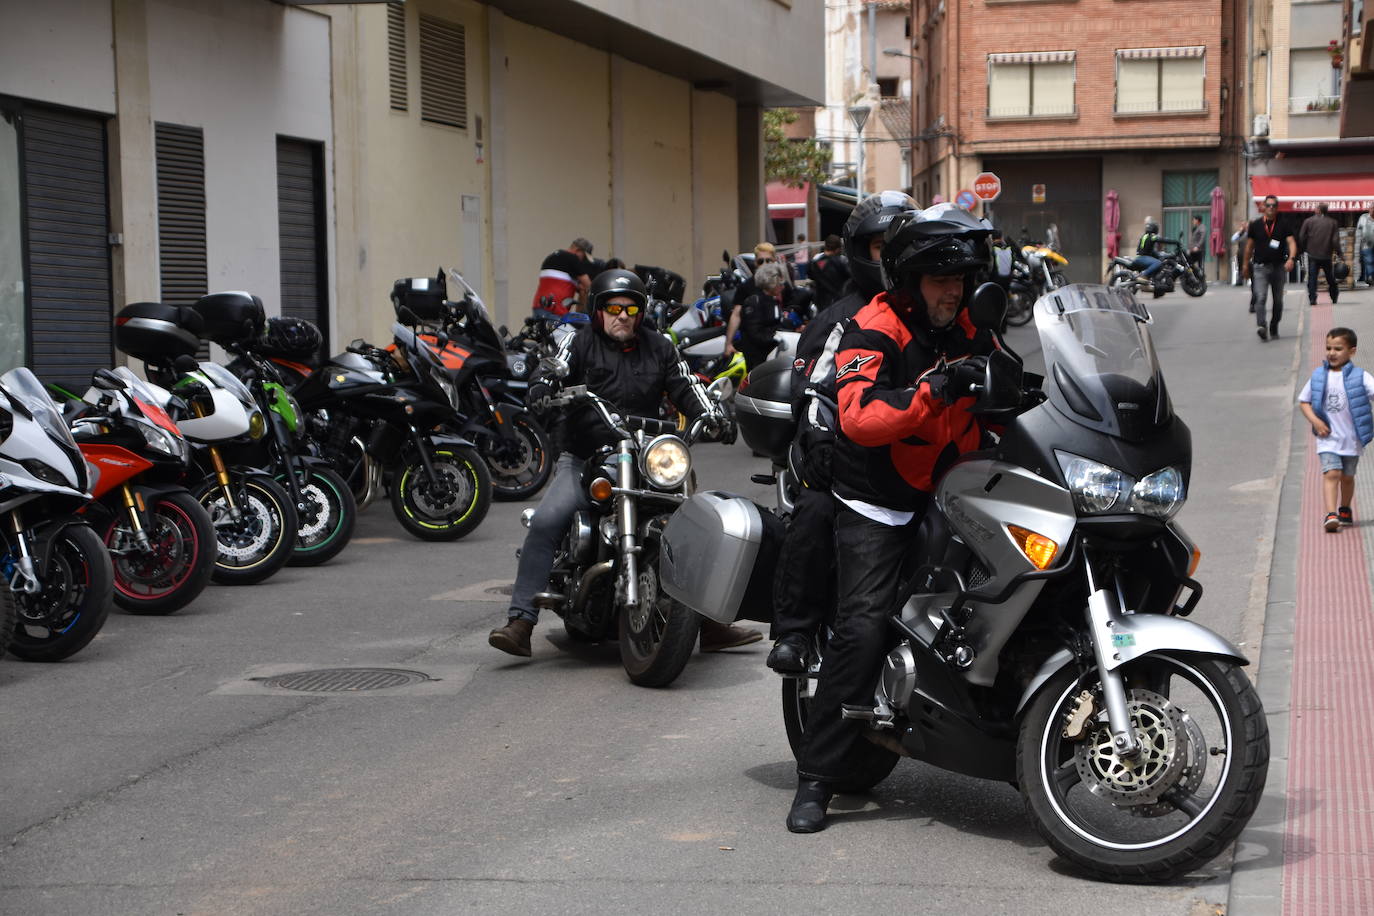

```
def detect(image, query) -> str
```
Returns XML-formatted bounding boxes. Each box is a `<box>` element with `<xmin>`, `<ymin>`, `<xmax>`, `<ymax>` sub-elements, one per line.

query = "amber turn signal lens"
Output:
<box><xmin>1187</xmin><ymin>545</ymin><xmax>1202</xmax><ymax>578</ymax></box>
<box><xmin>1007</xmin><ymin>524</ymin><xmax>1058</xmax><ymax>570</ymax></box>
<box><xmin>589</xmin><ymin>477</ymin><xmax>614</xmax><ymax>501</ymax></box>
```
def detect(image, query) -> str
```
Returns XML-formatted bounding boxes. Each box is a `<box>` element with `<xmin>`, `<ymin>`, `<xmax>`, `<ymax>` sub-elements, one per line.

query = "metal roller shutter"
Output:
<box><xmin>23</xmin><ymin>108</ymin><xmax>112</xmax><ymax>390</ymax></box>
<box><xmin>276</xmin><ymin>137</ymin><xmax>327</xmax><ymax>342</ymax></box>
<box><xmin>154</xmin><ymin>123</ymin><xmax>208</xmax><ymax>361</ymax></box>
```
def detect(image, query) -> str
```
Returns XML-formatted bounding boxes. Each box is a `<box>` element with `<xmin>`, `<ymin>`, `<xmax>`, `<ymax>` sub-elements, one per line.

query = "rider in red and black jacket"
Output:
<box><xmin>787</xmin><ymin>203</ymin><xmax>1005</xmax><ymax>834</ymax></box>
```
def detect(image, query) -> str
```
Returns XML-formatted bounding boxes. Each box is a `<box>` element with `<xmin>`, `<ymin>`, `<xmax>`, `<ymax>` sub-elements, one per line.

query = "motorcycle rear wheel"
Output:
<box><xmin>389</xmin><ymin>446</ymin><xmax>491</xmax><ymax>541</ymax></box>
<box><xmin>483</xmin><ymin>412</ymin><xmax>553</xmax><ymax>502</ymax></box>
<box><xmin>8</xmin><ymin>524</ymin><xmax>113</xmax><ymax>662</ymax></box>
<box><xmin>197</xmin><ymin>474</ymin><xmax>298</xmax><ymax>586</ymax></box>
<box><xmin>106</xmin><ymin>490</ymin><xmax>217</xmax><ymax>615</ymax></box>
<box><xmin>1017</xmin><ymin>653</ymin><xmax>1268</xmax><ymax>883</ymax></box>
<box><xmin>282</xmin><ymin>465</ymin><xmax>357</xmax><ymax>567</ymax></box>
<box><xmin>617</xmin><ymin>542</ymin><xmax>700</xmax><ymax>687</ymax></box>
<box><xmin>780</xmin><ymin>666</ymin><xmax>899</xmax><ymax>793</ymax></box>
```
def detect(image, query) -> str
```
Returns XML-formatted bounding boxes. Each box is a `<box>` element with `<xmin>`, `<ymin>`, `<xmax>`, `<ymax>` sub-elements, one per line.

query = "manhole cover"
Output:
<box><xmin>256</xmin><ymin>668</ymin><xmax>432</xmax><ymax>692</ymax></box>
<box><xmin>484</xmin><ymin>584</ymin><xmax>513</xmax><ymax>596</ymax></box>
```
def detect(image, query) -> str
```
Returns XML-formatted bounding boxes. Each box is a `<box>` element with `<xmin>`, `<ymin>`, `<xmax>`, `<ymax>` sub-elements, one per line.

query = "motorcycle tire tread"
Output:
<box><xmin>112</xmin><ymin>490</ymin><xmax>217</xmax><ymax>615</ymax></box>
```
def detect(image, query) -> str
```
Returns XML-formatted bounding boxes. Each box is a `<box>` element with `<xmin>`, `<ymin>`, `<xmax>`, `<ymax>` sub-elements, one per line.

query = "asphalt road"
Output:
<box><xmin>0</xmin><ymin>281</ymin><xmax>1298</xmax><ymax>915</ymax></box>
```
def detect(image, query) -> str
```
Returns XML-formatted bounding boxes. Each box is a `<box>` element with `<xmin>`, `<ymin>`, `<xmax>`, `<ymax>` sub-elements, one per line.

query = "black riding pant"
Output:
<box><xmin>797</xmin><ymin>503</ymin><xmax>921</xmax><ymax>782</ymax></box>
<box><xmin>771</xmin><ymin>485</ymin><xmax>837</xmax><ymax>640</ymax></box>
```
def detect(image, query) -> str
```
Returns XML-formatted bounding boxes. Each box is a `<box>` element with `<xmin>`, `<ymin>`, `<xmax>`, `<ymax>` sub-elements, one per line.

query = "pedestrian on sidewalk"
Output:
<box><xmin>1243</xmin><ymin>195</ymin><xmax>1297</xmax><ymax>341</ymax></box>
<box><xmin>1298</xmin><ymin>327</ymin><xmax>1374</xmax><ymax>532</ymax></box>
<box><xmin>1298</xmin><ymin>203</ymin><xmax>1344</xmax><ymax>306</ymax></box>
<box><xmin>1356</xmin><ymin>203</ymin><xmax>1374</xmax><ymax>287</ymax></box>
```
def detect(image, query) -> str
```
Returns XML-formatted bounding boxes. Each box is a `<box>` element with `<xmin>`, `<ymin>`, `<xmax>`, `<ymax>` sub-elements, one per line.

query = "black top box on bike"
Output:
<box><xmin>114</xmin><ymin>301</ymin><xmax>204</xmax><ymax>361</ymax></box>
<box><xmin>392</xmin><ymin>276</ymin><xmax>448</xmax><ymax>324</ymax></box>
<box><xmin>735</xmin><ymin>355</ymin><xmax>797</xmax><ymax>464</ymax></box>
<box><xmin>193</xmin><ymin>291</ymin><xmax>266</xmax><ymax>345</ymax></box>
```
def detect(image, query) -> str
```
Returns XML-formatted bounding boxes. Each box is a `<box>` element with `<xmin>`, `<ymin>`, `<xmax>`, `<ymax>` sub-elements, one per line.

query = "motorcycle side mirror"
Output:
<box><xmin>967</xmin><ymin>282</ymin><xmax>1008</xmax><ymax>331</ymax></box>
<box><xmin>539</xmin><ymin>356</ymin><xmax>571</xmax><ymax>379</ymax></box>
<box><xmin>435</xmin><ymin>330</ymin><xmax>449</xmax><ymax>347</ymax></box>
<box><xmin>173</xmin><ymin>354</ymin><xmax>200</xmax><ymax>373</ymax></box>
<box><xmin>91</xmin><ymin>368</ymin><xmax>127</xmax><ymax>391</ymax></box>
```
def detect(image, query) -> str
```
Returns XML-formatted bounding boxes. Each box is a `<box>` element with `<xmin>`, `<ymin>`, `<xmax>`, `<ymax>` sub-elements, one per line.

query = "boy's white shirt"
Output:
<box><xmin>1298</xmin><ymin>367</ymin><xmax>1374</xmax><ymax>456</ymax></box>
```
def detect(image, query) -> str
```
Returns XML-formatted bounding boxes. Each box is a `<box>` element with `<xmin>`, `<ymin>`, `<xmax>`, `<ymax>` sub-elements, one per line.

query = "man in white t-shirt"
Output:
<box><xmin>1298</xmin><ymin>327</ymin><xmax>1374</xmax><ymax>532</ymax></box>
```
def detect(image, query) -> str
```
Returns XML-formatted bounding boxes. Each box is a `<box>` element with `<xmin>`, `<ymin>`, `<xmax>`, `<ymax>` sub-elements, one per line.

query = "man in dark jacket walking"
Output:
<box><xmin>1299</xmin><ymin>203</ymin><xmax>1344</xmax><ymax>305</ymax></box>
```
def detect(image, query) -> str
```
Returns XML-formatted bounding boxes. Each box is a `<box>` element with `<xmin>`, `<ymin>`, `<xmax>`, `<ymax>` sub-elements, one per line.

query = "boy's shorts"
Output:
<box><xmin>1319</xmin><ymin>452</ymin><xmax>1360</xmax><ymax>475</ymax></box>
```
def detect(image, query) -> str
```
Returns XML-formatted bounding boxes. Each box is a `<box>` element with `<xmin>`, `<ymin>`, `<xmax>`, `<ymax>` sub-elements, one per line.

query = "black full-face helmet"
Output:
<box><xmin>880</xmin><ymin>203</ymin><xmax>993</xmax><ymax>330</ymax></box>
<box><xmin>843</xmin><ymin>189</ymin><xmax>919</xmax><ymax>300</ymax></box>
<box><xmin>588</xmin><ymin>268</ymin><xmax>648</xmax><ymax>334</ymax></box>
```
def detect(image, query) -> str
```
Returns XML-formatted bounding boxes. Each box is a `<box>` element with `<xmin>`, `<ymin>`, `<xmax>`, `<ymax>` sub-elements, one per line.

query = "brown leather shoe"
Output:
<box><xmin>489</xmin><ymin>617</ymin><xmax>534</xmax><ymax>657</ymax></box>
<box><xmin>699</xmin><ymin>618</ymin><xmax>763</xmax><ymax>653</ymax></box>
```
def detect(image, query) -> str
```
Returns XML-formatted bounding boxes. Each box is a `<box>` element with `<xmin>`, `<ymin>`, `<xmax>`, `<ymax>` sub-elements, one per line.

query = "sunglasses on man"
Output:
<box><xmin>602</xmin><ymin>302</ymin><xmax>641</xmax><ymax>316</ymax></box>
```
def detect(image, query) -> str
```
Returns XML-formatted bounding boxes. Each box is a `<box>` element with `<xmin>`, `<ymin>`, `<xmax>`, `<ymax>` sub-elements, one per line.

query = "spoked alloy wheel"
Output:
<box><xmin>1005</xmin><ymin>290</ymin><xmax>1035</xmax><ymax>327</ymax></box>
<box><xmin>106</xmin><ymin>491</ymin><xmax>216</xmax><ymax>614</ymax></box>
<box><xmin>1182</xmin><ymin>269</ymin><xmax>1207</xmax><ymax>297</ymax></box>
<box><xmin>198</xmin><ymin>475</ymin><xmax>297</xmax><ymax>585</ymax></box>
<box><xmin>389</xmin><ymin>447</ymin><xmax>491</xmax><ymax>541</ymax></box>
<box><xmin>482</xmin><ymin>414</ymin><xmax>553</xmax><ymax>502</ymax></box>
<box><xmin>1017</xmin><ymin>653</ymin><xmax>1268</xmax><ymax>882</ymax></box>
<box><xmin>282</xmin><ymin>466</ymin><xmax>357</xmax><ymax>567</ymax></box>
<box><xmin>8</xmin><ymin>524</ymin><xmax>113</xmax><ymax>662</ymax></box>
<box><xmin>617</xmin><ymin>542</ymin><xmax>700</xmax><ymax>687</ymax></box>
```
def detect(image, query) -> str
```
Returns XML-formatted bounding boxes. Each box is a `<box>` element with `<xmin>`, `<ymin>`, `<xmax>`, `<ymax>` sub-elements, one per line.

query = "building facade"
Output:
<box><xmin>0</xmin><ymin>0</ymin><xmax>822</xmax><ymax>387</ymax></box>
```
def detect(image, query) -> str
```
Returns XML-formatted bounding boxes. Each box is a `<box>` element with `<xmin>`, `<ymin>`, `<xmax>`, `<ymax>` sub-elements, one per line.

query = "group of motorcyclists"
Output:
<box><xmin>503</xmin><ymin>193</ymin><xmax>1013</xmax><ymax>834</ymax></box>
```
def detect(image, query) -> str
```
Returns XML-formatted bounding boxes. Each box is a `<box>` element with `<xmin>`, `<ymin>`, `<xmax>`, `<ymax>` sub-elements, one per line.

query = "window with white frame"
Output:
<box><xmin>1115</xmin><ymin>47</ymin><xmax>1205</xmax><ymax>113</ymax></box>
<box><xmin>987</xmin><ymin>52</ymin><xmax>1076</xmax><ymax>118</ymax></box>
<box><xmin>1288</xmin><ymin>48</ymin><xmax>1342</xmax><ymax>112</ymax></box>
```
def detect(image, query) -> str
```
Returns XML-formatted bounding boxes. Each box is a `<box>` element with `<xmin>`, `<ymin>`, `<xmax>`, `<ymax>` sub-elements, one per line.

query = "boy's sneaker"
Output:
<box><xmin>1339</xmin><ymin>506</ymin><xmax>1354</xmax><ymax>527</ymax></box>
<box><xmin>1324</xmin><ymin>512</ymin><xmax>1341</xmax><ymax>532</ymax></box>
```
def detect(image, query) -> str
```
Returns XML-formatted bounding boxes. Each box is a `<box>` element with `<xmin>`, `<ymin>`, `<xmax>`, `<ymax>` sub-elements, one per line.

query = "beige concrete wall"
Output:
<box><xmin>691</xmin><ymin>89</ymin><xmax>740</xmax><ymax>288</ymax></box>
<box><xmin>0</xmin><ymin>0</ymin><xmax>116</xmax><ymax>114</ymax></box>
<box><xmin>498</xmin><ymin>19</ymin><xmax>613</xmax><ymax>323</ymax></box>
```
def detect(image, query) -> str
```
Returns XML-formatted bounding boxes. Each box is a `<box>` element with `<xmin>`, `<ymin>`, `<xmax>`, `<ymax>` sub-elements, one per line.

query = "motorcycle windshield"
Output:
<box><xmin>198</xmin><ymin>361</ymin><xmax>256</xmax><ymax>407</ymax></box>
<box><xmin>1</xmin><ymin>367</ymin><xmax>78</xmax><ymax>450</ymax></box>
<box><xmin>1034</xmin><ymin>284</ymin><xmax>1171</xmax><ymax>441</ymax></box>
<box><xmin>112</xmin><ymin>367</ymin><xmax>181</xmax><ymax>435</ymax></box>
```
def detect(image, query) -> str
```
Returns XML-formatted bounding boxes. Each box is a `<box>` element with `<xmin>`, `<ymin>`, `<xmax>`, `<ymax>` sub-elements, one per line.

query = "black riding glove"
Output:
<box><xmin>927</xmin><ymin>356</ymin><xmax>987</xmax><ymax>405</ymax></box>
<box><xmin>527</xmin><ymin>382</ymin><xmax>555</xmax><ymax>414</ymax></box>
<box><xmin>796</xmin><ymin>422</ymin><xmax>835</xmax><ymax>489</ymax></box>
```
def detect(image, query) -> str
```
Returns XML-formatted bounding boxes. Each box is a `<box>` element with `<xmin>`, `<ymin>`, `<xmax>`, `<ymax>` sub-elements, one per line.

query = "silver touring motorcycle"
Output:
<box><xmin>662</xmin><ymin>283</ymin><xmax>1269</xmax><ymax>882</ymax></box>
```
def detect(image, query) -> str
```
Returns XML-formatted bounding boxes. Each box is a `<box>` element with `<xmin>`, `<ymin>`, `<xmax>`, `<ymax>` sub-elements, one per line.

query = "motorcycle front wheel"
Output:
<box><xmin>281</xmin><ymin>465</ymin><xmax>357</xmax><ymax>567</ymax></box>
<box><xmin>617</xmin><ymin>541</ymin><xmax>700</xmax><ymax>687</ymax></box>
<box><xmin>1005</xmin><ymin>290</ymin><xmax>1035</xmax><ymax>327</ymax></box>
<box><xmin>197</xmin><ymin>474</ymin><xmax>298</xmax><ymax>585</ymax></box>
<box><xmin>482</xmin><ymin>413</ymin><xmax>553</xmax><ymax>502</ymax></box>
<box><xmin>106</xmin><ymin>490</ymin><xmax>217</xmax><ymax>615</ymax></box>
<box><xmin>8</xmin><ymin>524</ymin><xmax>113</xmax><ymax>662</ymax></box>
<box><xmin>1017</xmin><ymin>653</ymin><xmax>1268</xmax><ymax>883</ymax></box>
<box><xmin>389</xmin><ymin>446</ymin><xmax>491</xmax><ymax>541</ymax></box>
<box><xmin>780</xmin><ymin>668</ymin><xmax>900</xmax><ymax>793</ymax></box>
<box><xmin>1182</xmin><ymin>268</ymin><xmax>1208</xmax><ymax>297</ymax></box>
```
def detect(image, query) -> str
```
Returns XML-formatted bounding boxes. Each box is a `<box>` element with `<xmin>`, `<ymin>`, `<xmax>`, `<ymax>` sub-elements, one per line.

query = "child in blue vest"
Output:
<box><xmin>1299</xmin><ymin>327</ymin><xmax>1374</xmax><ymax>532</ymax></box>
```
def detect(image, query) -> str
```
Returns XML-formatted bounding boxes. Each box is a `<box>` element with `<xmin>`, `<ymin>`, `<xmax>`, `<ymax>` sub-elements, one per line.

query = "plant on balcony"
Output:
<box><xmin>1328</xmin><ymin>40</ymin><xmax>1344</xmax><ymax>69</ymax></box>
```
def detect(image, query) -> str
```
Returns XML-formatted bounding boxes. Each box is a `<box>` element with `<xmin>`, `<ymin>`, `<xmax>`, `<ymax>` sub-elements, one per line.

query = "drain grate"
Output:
<box><xmin>256</xmin><ymin>668</ymin><xmax>432</xmax><ymax>692</ymax></box>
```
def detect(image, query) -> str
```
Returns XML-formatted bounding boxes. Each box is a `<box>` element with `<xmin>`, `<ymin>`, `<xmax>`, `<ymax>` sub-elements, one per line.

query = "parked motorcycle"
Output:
<box><xmin>1022</xmin><ymin>243</ymin><xmax>1069</xmax><ymax>296</ymax></box>
<box><xmin>116</xmin><ymin>301</ymin><xmax>299</xmax><ymax>585</ymax></box>
<box><xmin>0</xmin><ymin>367</ymin><xmax>113</xmax><ymax>661</ymax></box>
<box><xmin>69</xmin><ymin>367</ymin><xmax>217</xmax><ymax>614</ymax></box>
<box><xmin>665</xmin><ymin>283</ymin><xmax>1268</xmax><ymax>882</ymax></box>
<box><xmin>521</xmin><ymin>371</ymin><xmax>714</xmax><ymax>687</ymax></box>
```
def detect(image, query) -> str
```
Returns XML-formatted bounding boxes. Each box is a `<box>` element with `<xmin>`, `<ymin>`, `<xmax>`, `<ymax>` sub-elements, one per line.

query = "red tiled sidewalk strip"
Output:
<box><xmin>1283</xmin><ymin>304</ymin><xmax>1374</xmax><ymax>914</ymax></box>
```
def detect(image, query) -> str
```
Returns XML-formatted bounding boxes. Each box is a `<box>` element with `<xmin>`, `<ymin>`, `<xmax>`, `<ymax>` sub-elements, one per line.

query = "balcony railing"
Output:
<box><xmin>1290</xmin><ymin>95</ymin><xmax>1342</xmax><ymax>113</ymax></box>
<box><xmin>984</xmin><ymin>103</ymin><xmax>1078</xmax><ymax>119</ymax></box>
<box><xmin>1114</xmin><ymin>98</ymin><xmax>1208</xmax><ymax>114</ymax></box>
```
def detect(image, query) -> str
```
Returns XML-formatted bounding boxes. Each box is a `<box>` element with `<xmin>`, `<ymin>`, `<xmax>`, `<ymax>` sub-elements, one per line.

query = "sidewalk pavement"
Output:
<box><xmin>1230</xmin><ymin>280</ymin><xmax>1374</xmax><ymax>914</ymax></box>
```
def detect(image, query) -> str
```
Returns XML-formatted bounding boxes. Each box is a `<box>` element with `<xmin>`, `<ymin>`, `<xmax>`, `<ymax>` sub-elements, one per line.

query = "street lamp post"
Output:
<box><xmin>847</xmin><ymin>104</ymin><xmax>871</xmax><ymax>201</ymax></box>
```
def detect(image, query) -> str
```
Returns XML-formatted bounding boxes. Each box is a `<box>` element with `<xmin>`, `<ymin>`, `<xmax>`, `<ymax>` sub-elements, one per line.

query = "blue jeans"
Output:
<box><xmin>1251</xmin><ymin>262</ymin><xmax>1285</xmax><ymax>330</ymax></box>
<box><xmin>509</xmin><ymin>454</ymin><xmax>590</xmax><ymax>623</ymax></box>
<box><xmin>1361</xmin><ymin>247</ymin><xmax>1373</xmax><ymax>283</ymax></box>
<box><xmin>1130</xmin><ymin>255</ymin><xmax>1162</xmax><ymax>278</ymax></box>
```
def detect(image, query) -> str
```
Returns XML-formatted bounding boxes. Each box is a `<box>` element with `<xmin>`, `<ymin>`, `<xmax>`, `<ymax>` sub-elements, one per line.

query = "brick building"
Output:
<box><xmin>898</xmin><ymin>0</ymin><xmax>1248</xmax><ymax>280</ymax></box>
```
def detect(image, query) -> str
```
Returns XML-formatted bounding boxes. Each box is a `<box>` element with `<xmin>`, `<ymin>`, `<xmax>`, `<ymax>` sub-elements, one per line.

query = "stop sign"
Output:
<box><xmin>973</xmin><ymin>172</ymin><xmax>1002</xmax><ymax>201</ymax></box>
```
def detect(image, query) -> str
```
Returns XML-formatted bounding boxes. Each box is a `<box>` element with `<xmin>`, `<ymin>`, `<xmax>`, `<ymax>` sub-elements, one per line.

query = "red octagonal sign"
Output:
<box><xmin>973</xmin><ymin>172</ymin><xmax>1002</xmax><ymax>201</ymax></box>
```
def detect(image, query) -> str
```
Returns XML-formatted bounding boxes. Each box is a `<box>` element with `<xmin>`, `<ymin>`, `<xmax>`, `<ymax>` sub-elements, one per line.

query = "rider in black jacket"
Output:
<box><xmin>767</xmin><ymin>190</ymin><xmax>918</xmax><ymax>673</ymax></box>
<box><xmin>489</xmin><ymin>270</ymin><xmax>759</xmax><ymax>657</ymax></box>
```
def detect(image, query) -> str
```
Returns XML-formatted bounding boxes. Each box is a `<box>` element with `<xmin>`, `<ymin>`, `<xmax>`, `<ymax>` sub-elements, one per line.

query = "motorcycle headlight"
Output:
<box><xmin>1056</xmin><ymin>452</ymin><xmax>1126</xmax><ymax>514</ymax></box>
<box><xmin>21</xmin><ymin>458</ymin><xmax>69</xmax><ymax>486</ymax></box>
<box><xmin>138</xmin><ymin>422</ymin><xmax>181</xmax><ymax>457</ymax></box>
<box><xmin>1126</xmin><ymin>466</ymin><xmax>1186</xmax><ymax>519</ymax></box>
<box><xmin>640</xmin><ymin>435</ymin><xmax>691</xmax><ymax>489</ymax></box>
<box><xmin>248</xmin><ymin>410</ymin><xmax>267</xmax><ymax>440</ymax></box>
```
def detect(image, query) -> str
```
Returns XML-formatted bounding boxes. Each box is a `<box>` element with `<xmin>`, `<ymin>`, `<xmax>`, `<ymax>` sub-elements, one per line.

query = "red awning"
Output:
<box><xmin>1250</xmin><ymin>173</ymin><xmax>1374</xmax><ymax>212</ymax></box>
<box><xmin>766</xmin><ymin>181</ymin><xmax>809</xmax><ymax>220</ymax></box>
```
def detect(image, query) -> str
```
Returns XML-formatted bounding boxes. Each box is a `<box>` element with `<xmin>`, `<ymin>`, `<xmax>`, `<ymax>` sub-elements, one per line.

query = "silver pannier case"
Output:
<box><xmin>659</xmin><ymin>490</ymin><xmax>780</xmax><ymax>624</ymax></box>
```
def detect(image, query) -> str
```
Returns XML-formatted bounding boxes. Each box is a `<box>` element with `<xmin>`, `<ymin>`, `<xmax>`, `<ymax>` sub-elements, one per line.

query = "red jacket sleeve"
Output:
<box><xmin>834</xmin><ymin>330</ymin><xmax>948</xmax><ymax>448</ymax></box>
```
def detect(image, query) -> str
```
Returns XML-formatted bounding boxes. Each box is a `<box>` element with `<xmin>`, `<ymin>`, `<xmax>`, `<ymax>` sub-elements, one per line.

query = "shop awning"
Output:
<box><xmin>767</xmin><ymin>181</ymin><xmax>810</xmax><ymax>220</ymax></box>
<box><xmin>1250</xmin><ymin>173</ymin><xmax>1374</xmax><ymax>212</ymax></box>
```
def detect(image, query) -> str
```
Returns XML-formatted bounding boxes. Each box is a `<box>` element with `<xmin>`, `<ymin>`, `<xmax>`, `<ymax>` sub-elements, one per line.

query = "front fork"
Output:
<box><xmin>119</xmin><ymin>484</ymin><xmax>153</xmax><ymax>553</ymax></box>
<box><xmin>615</xmin><ymin>441</ymin><xmax>640</xmax><ymax>609</ymax></box>
<box><xmin>206</xmin><ymin>444</ymin><xmax>242</xmax><ymax>523</ymax></box>
<box><xmin>1084</xmin><ymin>555</ymin><xmax>1142</xmax><ymax>758</ymax></box>
<box><xmin>6</xmin><ymin>510</ymin><xmax>41</xmax><ymax>594</ymax></box>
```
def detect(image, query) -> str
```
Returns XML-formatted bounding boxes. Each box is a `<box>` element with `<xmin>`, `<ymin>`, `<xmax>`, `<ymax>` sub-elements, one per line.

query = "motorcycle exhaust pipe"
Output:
<box><xmin>571</xmin><ymin>559</ymin><xmax>614</xmax><ymax>616</ymax></box>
